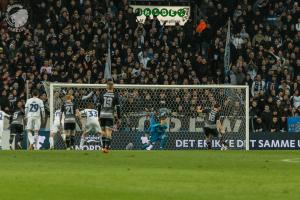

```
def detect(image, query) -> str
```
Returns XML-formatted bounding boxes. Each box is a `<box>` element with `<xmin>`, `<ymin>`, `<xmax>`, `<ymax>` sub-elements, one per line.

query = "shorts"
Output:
<box><xmin>64</xmin><ymin>122</ymin><xmax>76</xmax><ymax>131</ymax></box>
<box><xmin>204</xmin><ymin>127</ymin><xmax>219</xmax><ymax>137</ymax></box>
<box><xmin>85</xmin><ymin>121</ymin><xmax>101</xmax><ymax>133</ymax></box>
<box><xmin>150</xmin><ymin>131</ymin><xmax>167</xmax><ymax>143</ymax></box>
<box><xmin>10</xmin><ymin>124</ymin><xmax>24</xmax><ymax>134</ymax></box>
<box><xmin>100</xmin><ymin>118</ymin><xmax>114</xmax><ymax>129</ymax></box>
<box><xmin>27</xmin><ymin>117</ymin><xmax>41</xmax><ymax>131</ymax></box>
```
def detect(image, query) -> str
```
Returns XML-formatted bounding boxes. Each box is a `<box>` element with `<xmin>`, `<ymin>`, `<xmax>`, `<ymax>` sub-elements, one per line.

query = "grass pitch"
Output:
<box><xmin>0</xmin><ymin>151</ymin><xmax>299</xmax><ymax>200</ymax></box>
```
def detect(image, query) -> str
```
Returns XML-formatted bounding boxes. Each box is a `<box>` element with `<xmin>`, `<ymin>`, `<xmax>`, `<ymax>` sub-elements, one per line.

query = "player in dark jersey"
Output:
<box><xmin>98</xmin><ymin>80</ymin><xmax>121</xmax><ymax>153</ymax></box>
<box><xmin>203</xmin><ymin>103</ymin><xmax>228</xmax><ymax>150</ymax></box>
<box><xmin>10</xmin><ymin>101</ymin><xmax>25</xmax><ymax>150</ymax></box>
<box><xmin>61</xmin><ymin>95</ymin><xmax>79</xmax><ymax>150</ymax></box>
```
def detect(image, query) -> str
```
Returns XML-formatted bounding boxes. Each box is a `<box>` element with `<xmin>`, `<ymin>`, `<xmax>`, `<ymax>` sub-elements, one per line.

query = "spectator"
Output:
<box><xmin>0</xmin><ymin>0</ymin><xmax>298</xmax><ymax>136</ymax></box>
<box><xmin>253</xmin><ymin>117</ymin><xmax>264</xmax><ymax>132</ymax></box>
<box><xmin>251</xmin><ymin>75</ymin><xmax>265</xmax><ymax>97</ymax></box>
<box><xmin>261</xmin><ymin>105</ymin><xmax>272</xmax><ymax>131</ymax></box>
<box><xmin>270</xmin><ymin>116</ymin><xmax>280</xmax><ymax>133</ymax></box>
<box><xmin>290</xmin><ymin>90</ymin><xmax>300</xmax><ymax>108</ymax></box>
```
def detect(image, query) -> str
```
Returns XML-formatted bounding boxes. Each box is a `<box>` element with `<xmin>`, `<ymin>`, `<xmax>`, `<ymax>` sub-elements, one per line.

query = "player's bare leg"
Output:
<box><xmin>101</xmin><ymin>128</ymin><xmax>112</xmax><ymax>153</ymax></box>
<box><xmin>104</xmin><ymin>128</ymin><xmax>112</xmax><ymax>153</ymax></box>
<box><xmin>101</xmin><ymin>128</ymin><xmax>107</xmax><ymax>153</ymax></box>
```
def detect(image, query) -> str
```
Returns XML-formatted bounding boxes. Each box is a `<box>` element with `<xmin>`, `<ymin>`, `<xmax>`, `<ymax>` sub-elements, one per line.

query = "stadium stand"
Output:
<box><xmin>0</xmin><ymin>0</ymin><xmax>299</xmax><ymax>133</ymax></box>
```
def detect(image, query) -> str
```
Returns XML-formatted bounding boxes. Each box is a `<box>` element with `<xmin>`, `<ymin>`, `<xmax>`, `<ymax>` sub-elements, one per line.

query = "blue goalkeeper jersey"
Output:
<box><xmin>149</xmin><ymin>112</ymin><xmax>168</xmax><ymax>134</ymax></box>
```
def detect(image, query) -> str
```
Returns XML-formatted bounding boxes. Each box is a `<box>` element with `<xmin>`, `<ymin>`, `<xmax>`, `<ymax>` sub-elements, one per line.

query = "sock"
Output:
<box><xmin>9</xmin><ymin>134</ymin><xmax>15</xmax><ymax>145</ymax></box>
<box><xmin>18</xmin><ymin>134</ymin><xmax>23</xmax><ymax>149</ymax></box>
<box><xmin>61</xmin><ymin>133</ymin><xmax>66</xmax><ymax>141</ymax></box>
<box><xmin>70</xmin><ymin>135</ymin><xmax>75</xmax><ymax>148</ymax></box>
<box><xmin>106</xmin><ymin>138</ymin><xmax>111</xmax><ymax>149</ymax></box>
<box><xmin>146</xmin><ymin>144</ymin><xmax>153</xmax><ymax>150</ymax></box>
<box><xmin>160</xmin><ymin>135</ymin><xmax>168</xmax><ymax>149</ymax></box>
<box><xmin>220</xmin><ymin>135</ymin><xmax>228</xmax><ymax>146</ymax></box>
<box><xmin>66</xmin><ymin>136</ymin><xmax>70</xmax><ymax>148</ymax></box>
<box><xmin>28</xmin><ymin>131</ymin><xmax>34</xmax><ymax>145</ymax></box>
<box><xmin>206</xmin><ymin>140</ymin><xmax>212</xmax><ymax>149</ymax></box>
<box><xmin>9</xmin><ymin>134</ymin><xmax>14</xmax><ymax>150</ymax></box>
<box><xmin>34</xmin><ymin>134</ymin><xmax>39</xmax><ymax>150</ymax></box>
<box><xmin>80</xmin><ymin>137</ymin><xmax>85</xmax><ymax>147</ymax></box>
<box><xmin>102</xmin><ymin>137</ymin><xmax>106</xmax><ymax>148</ymax></box>
<box><xmin>49</xmin><ymin>137</ymin><xmax>54</xmax><ymax>148</ymax></box>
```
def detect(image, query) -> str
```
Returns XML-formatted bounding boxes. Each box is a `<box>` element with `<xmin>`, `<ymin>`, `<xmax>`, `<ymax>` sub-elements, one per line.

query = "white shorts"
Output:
<box><xmin>27</xmin><ymin>117</ymin><xmax>41</xmax><ymax>131</ymax></box>
<box><xmin>85</xmin><ymin>121</ymin><xmax>101</xmax><ymax>133</ymax></box>
<box><xmin>0</xmin><ymin>125</ymin><xmax>3</xmax><ymax>139</ymax></box>
<box><xmin>51</xmin><ymin>123</ymin><xmax>61</xmax><ymax>134</ymax></box>
<box><xmin>0</xmin><ymin>125</ymin><xmax>3</xmax><ymax>134</ymax></box>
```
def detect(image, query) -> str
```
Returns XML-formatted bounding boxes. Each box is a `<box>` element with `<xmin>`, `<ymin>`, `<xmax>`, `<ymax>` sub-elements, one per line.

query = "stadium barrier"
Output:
<box><xmin>250</xmin><ymin>132</ymin><xmax>300</xmax><ymax>150</ymax></box>
<box><xmin>17</xmin><ymin>130</ymin><xmax>300</xmax><ymax>150</ymax></box>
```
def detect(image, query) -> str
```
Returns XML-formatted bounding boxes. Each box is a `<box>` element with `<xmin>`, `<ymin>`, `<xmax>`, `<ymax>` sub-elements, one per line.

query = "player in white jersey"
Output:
<box><xmin>78</xmin><ymin>103</ymin><xmax>101</xmax><ymax>148</ymax></box>
<box><xmin>49</xmin><ymin>109</ymin><xmax>63</xmax><ymax>149</ymax></box>
<box><xmin>25</xmin><ymin>89</ymin><xmax>45</xmax><ymax>150</ymax></box>
<box><xmin>0</xmin><ymin>108</ymin><xmax>10</xmax><ymax>150</ymax></box>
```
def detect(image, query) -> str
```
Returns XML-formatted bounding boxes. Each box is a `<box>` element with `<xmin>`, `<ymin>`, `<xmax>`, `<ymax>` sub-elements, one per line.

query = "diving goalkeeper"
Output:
<box><xmin>146</xmin><ymin>112</ymin><xmax>168</xmax><ymax>150</ymax></box>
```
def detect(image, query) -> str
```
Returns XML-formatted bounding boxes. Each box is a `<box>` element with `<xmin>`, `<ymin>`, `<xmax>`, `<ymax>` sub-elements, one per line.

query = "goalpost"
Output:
<box><xmin>49</xmin><ymin>84</ymin><xmax>249</xmax><ymax>150</ymax></box>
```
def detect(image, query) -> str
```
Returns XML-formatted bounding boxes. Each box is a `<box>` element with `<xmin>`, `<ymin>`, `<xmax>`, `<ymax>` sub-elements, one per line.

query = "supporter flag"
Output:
<box><xmin>196</xmin><ymin>20</ymin><xmax>207</xmax><ymax>33</ymax></box>
<box><xmin>224</xmin><ymin>19</ymin><xmax>231</xmax><ymax>80</ymax></box>
<box><xmin>104</xmin><ymin>28</ymin><xmax>112</xmax><ymax>80</ymax></box>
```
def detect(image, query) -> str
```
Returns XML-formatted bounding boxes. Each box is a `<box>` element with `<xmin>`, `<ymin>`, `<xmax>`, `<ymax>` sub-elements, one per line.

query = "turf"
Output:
<box><xmin>0</xmin><ymin>151</ymin><xmax>299</xmax><ymax>200</ymax></box>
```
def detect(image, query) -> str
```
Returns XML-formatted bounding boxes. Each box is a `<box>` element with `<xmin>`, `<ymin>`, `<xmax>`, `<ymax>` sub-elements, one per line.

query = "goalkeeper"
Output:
<box><xmin>146</xmin><ymin>112</ymin><xmax>168</xmax><ymax>150</ymax></box>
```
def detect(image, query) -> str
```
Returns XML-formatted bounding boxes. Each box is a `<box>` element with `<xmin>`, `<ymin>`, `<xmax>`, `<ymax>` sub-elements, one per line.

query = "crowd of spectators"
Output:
<box><xmin>0</xmin><ymin>0</ymin><xmax>300</xmax><ymax>133</ymax></box>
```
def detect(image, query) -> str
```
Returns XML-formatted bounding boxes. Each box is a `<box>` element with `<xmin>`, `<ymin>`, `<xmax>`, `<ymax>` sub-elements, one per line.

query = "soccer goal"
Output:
<box><xmin>49</xmin><ymin>84</ymin><xmax>249</xmax><ymax>150</ymax></box>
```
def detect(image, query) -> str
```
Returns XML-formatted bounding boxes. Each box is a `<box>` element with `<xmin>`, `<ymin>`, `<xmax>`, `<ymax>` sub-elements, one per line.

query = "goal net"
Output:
<box><xmin>49</xmin><ymin>84</ymin><xmax>249</xmax><ymax>150</ymax></box>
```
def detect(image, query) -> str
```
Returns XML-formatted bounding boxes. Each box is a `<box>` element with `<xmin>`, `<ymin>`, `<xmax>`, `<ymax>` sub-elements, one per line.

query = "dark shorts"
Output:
<box><xmin>100</xmin><ymin>118</ymin><xmax>114</xmax><ymax>129</ymax></box>
<box><xmin>10</xmin><ymin>124</ymin><xmax>23</xmax><ymax>134</ymax></box>
<box><xmin>64</xmin><ymin>122</ymin><xmax>76</xmax><ymax>131</ymax></box>
<box><xmin>204</xmin><ymin>127</ymin><xmax>219</xmax><ymax>137</ymax></box>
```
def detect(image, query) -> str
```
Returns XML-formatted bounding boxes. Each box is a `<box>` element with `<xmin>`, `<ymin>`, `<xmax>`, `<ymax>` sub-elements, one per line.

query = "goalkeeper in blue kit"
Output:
<box><xmin>146</xmin><ymin>112</ymin><xmax>168</xmax><ymax>150</ymax></box>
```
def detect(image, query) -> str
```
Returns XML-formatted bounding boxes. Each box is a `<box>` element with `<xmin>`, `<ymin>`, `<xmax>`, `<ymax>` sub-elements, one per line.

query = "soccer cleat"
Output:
<box><xmin>221</xmin><ymin>144</ymin><xmax>229</xmax><ymax>151</ymax></box>
<box><xmin>146</xmin><ymin>145</ymin><xmax>153</xmax><ymax>150</ymax></box>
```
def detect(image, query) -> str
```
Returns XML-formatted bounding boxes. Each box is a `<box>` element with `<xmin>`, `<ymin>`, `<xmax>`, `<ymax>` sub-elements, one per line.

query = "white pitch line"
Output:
<box><xmin>281</xmin><ymin>158</ymin><xmax>300</xmax><ymax>163</ymax></box>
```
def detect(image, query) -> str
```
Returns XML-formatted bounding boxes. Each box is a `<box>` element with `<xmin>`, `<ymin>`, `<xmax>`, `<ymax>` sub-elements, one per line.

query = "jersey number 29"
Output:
<box><xmin>29</xmin><ymin>103</ymin><xmax>39</xmax><ymax>112</ymax></box>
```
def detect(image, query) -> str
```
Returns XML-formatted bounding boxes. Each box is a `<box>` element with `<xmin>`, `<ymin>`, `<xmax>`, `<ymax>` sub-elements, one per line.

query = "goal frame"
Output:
<box><xmin>49</xmin><ymin>83</ymin><xmax>250</xmax><ymax>150</ymax></box>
